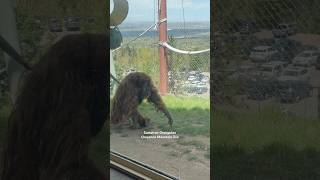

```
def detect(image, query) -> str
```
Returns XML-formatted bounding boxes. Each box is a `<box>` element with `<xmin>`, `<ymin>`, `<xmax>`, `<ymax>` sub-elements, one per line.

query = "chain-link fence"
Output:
<box><xmin>212</xmin><ymin>0</ymin><xmax>320</xmax><ymax>119</ymax></box>
<box><xmin>112</xmin><ymin>22</ymin><xmax>210</xmax><ymax>97</ymax></box>
<box><xmin>0</xmin><ymin>50</ymin><xmax>8</xmax><ymax>100</ymax></box>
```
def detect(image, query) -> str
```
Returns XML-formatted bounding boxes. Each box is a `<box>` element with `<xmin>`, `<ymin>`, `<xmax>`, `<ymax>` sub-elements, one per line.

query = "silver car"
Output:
<box><xmin>249</xmin><ymin>46</ymin><xmax>278</xmax><ymax>63</ymax></box>
<box><xmin>293</xmin><ymin>50</ymin><xmax>320</xmax><ymax>67</ymax></box>
<box><xmin>257</xmin><ymin>61</ymin><xmax>285</xmax><ymax>79</ymax></box>
<box><xmin>278</xmin><ymin>66</ymin><xmax>310</xmax><ymax>82</ymax></box>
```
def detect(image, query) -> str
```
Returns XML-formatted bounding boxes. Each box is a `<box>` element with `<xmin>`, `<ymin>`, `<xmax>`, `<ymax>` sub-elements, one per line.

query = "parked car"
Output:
<box><xmin>246</xmin><ymin>78</ymin><xmax>276</xmax><ymax>100</ymax></box>
<box><xmin>230</xmin><ymin>64</ymin><xmax>256</xmax><ymax>81</ymax></box>
<box><xmin>49</xmin><ymin>18</ymin><xmax>62</xmax><ymax>32</ymax></box>
<box><xmin>300</xmin><ymin>45</ymin><xmax>319</xmax><ymax>51</ymax></box>
<box><xmin>187</xmin><ymin>75</ymin><xmax>197</xmax><ymax>81</ymax></box>
<box><xmin>276</xmin><ymin>80</ymin><xmax>311</xmax><ymax>103</ymax></box>
<box><xmin>293</xmin><ymin>50</ymin><xmax>320</xmax><ymax>67</ymax></box>
<box><xmin>249</xmin><ymin>46</ymin><xmax>278</xmax><ymax>63</ymax></box>
<box><xmin>183</xmin><ymin>81</ymin><xmax>208</xmax><ymax>94</ymax></box>
<box><xmin>272</xmin><ymin>23</ymin><xmax>298</xmax><ymax>38</ymax></box>
<box><xmin>122</xmin><ymin>68</ymin><xmax>136</xmax><ymax>76</ymax></box>
<box><xmin>65</xmin><ymin>17</ymin><xmax>81</xmax><ymax>31</ymax></box>
<box><xmin>195</xmin><ymin>82</ymin><xmax>208</xmax><ymax>94</ymax></box>
<box><xmin>239</xmin><ymin>21</ymin><xmax>259</xmax><ymax>34</ymax></box>
<box><xmin>278</xmin><ymin>66</ymin><xmax>310</xmax><ymax>82</ymax></box>
<box><xmin>201</xmin><ymin>76</ymin><xmax>210</xmax><ymax>83</ymax></box>
<box><xmin>269</xmin><ymin>52</ymin><xmax>291</xmax><ymax>67</ymax></box>
<box><xmin>239</xmin><ymin>36</ymin><xmax>261</xmax><ymax>58</ymax></box>
<box><xmin>257</xmin><ymin>61</ymin><xmax>285</xmax><ymax>79</ymax></box>
<box><xmin>273</xmin><ymin>39</ymin><xmax>302</xmax><ymax>58</ymax></box>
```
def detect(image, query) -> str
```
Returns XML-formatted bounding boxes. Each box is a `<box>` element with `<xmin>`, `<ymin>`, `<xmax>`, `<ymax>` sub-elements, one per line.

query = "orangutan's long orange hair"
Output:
<box><xmin>0</xmin><ymin>33</ymin><xmax>108</xmax><ymax>180</ymax></box>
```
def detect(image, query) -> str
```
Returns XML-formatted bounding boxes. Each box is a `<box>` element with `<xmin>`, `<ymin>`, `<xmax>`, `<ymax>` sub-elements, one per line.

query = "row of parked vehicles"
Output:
<box><xmin>272</xmin><ymin>23</ymin><xmax>299</xmax><ymax>38</ymax></box>
<box><xmin>230</xmin><ymin>45</ymin><xmax>320</xmax><ymax>102</ymax></box>
<box><xmin>120</xmin><ymin>69</ymin><xmax>210</xmax><ymax>95</ymax></box>
<box><xmin>49</xmin><ymin>17</ymin><xmax>95</xmax><ymax>32</ymax></box>
<box><xmin>222</xmin><ymin>18</ymin><xmax>298</xmax><ymax>37</ymax></box>
<box><xmin>167</xmin><ymin>71</ymin><xmax>209</xmax><ymax>94</ymax></box>
<box><xmin>215</xmin><ymin>20</ymin><xmax>318</xmax><ymax>103</ymax></box>
<box><xmin>246</xmin><ymin>77</ymin><xmax>311</xmax><ymax>103</ymax></box>
<box><xmin>183</xmin><ymin>71</ymin><xmax>209</xmax><ymax>94</ymax></box>
<box><xmin>249</xmin><ymin>45</ymin><xmax>320</xmax><ymax>67</ymax></box>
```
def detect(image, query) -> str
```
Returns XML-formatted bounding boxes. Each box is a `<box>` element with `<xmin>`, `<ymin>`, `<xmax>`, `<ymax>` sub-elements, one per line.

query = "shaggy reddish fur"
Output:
<box><xmin>111</xmin><ymin>72</ymin><xmax>173</xmax><ymax>128</ymax></box>
<box><xmin>0</xmin><ymin>34</ymin><xmax>108</xmax><ymax>180</ymax></box>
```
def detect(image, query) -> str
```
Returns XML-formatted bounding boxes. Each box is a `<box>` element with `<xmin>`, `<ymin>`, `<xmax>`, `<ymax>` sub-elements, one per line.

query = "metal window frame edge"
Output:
<box><xmin>110</xmin><ymin>150</ymin><xmax>179</xmax><ymax>180</ymax></box>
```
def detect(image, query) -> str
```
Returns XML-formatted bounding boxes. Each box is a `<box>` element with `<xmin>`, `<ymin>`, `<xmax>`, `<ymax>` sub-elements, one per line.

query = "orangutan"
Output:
<box><xmin>0</xmin><ymin>33</ymin><xmax>108</xmax><ymax>180</ymax></box>
<box><xmin>111</xmin><ymin>72</ymin><xmax>173</xmax><ymax>128</ymax></box>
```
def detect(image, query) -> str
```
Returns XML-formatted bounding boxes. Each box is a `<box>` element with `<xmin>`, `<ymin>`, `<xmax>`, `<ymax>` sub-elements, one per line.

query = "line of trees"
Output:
<box><xmin>213</xmin><ymin>0</ymin><xmax>320</xmax><ymax>34</ymax></box>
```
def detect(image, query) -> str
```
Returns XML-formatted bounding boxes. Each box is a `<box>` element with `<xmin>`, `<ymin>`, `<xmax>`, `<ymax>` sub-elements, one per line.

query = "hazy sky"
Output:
<box><xmin>110</xmin><ymin>0</ymin><xmax>210</xmax><ymax>23</ymax></box>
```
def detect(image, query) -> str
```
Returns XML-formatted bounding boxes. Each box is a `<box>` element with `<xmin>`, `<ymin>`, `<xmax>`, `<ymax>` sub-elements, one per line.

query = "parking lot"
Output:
<box><xmin>215</xmin><ymin>27</ymin><xmax>320</xmax><ymax>118</ymax></box>
<box><xmin>229</xmin><ymin>67</ymin><xmax>320</xmax><ymax>119</ymax></box>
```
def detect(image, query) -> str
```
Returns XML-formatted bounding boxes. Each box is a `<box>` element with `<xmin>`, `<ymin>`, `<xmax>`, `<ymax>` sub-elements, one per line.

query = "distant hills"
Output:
<box><xmin>118</xmin><ymin>21</ymin><xmax>210</xmax><ymax>38</ymax></box>
<box><xmin>118</xmin><ymin>21</ymin><xmax>210</xmax><ymax>31</ymax></box>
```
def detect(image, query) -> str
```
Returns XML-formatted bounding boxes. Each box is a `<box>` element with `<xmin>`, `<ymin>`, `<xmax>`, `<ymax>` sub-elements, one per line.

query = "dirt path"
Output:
<box><xmin>110</xmin><ymin>126</ymin><xmax>210</xmax><ymax>180</ymax></box>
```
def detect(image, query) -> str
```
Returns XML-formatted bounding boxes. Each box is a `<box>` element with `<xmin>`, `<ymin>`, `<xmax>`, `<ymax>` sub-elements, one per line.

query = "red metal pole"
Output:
<box><xmin>158</xmin><ymin>0</ymin><xmax>168</xmax><ymax>94</ymax></box>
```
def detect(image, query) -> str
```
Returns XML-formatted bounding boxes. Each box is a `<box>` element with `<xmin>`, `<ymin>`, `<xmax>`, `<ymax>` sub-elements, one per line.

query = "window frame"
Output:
<box><xmin>110</xmin><ymin>150</ymin><xmax>179</xmax><ymax>180</ymax></box>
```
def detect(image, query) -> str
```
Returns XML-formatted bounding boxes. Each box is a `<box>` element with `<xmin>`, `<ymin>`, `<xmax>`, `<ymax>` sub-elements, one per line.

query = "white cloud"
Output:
<box><xmin>111</xmin><ymin>0</ymin><xmax>208</xmax><ymax>11</ymax></box>
<box><xmin>110</xmin><ymin>0</ymin><xmax>209</xmax><ymax>22</ymax></box>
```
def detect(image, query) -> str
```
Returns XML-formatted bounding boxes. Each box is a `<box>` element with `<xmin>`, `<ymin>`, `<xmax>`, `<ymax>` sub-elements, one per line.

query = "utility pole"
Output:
<box><xmin>158</xmin><ymin>0</ymin><xmax>168</xmax><ymax>94</ymax></box>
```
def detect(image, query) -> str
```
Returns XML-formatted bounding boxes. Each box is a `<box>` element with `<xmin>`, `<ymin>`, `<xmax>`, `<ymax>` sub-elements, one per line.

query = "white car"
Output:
<box><xmin>293</xmin><ymin>50</ymin><xmax>320</xmax><ymax>67</ymax></box>
<box><xmin>122</xmin><ymin>68</ymin><xmax>136</xmax><ymax>76</ymax></box>
<box><xmin>257</xmin><ymin>61</ymin><xmax>285</xmax><ymax>79</ymax></box>
<box><xmin>187</xmin><ymin>75</ymin><xmax>197</xmax><ymax>81</ymax></box>
<box><xmin>249</xmin><ymin>46</ymin><xmax>278</xmax><ymax>63</ymax></box>
<box><xmin>278</xmin><ymin>66</ymin><xmax>310</xmax><ymax>82</ymax></box>
<box><xmin>201</xmin><ymin>76</ymin><xmax>210</xmax><ymax>83</ymax></box>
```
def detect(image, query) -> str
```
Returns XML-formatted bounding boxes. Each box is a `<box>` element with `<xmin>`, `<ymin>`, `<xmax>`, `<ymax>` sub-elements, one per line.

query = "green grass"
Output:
<box><xmin>187</xmin><ymin>155</ymin><xmax>198</xmax><ymax>161</ymax></box>
<box><xmin>213</xmin><ymin>144</ymin><xmax>320</xmax><ymax>180</ymax></box>
<box><xmin>139</xmin><ymin>95</ymin><xmax>210</xmax><ymax>137</ymax></box>
<box><xmin>177</xmin><ymin>139</ymin><xmax>207</xmax><ymax>151</ymax></box>
<box><xmin>213</xmin><ymin>107</ymin><xmax>320</xmax><ymax>179</ymax></box>
<box><xmin>0</xmin><ymin>99</ymin><xmax>10</xmax><ymax>145</ymax></box>
<box><xmin>213</xmin><ymin>107</ymin><xmax>320</xmax><ymax>150</ymax></box>
<box><xmin>1</xmin><ymin>95</ymin><xmax>208</xmax><ymax>171</ymax></box>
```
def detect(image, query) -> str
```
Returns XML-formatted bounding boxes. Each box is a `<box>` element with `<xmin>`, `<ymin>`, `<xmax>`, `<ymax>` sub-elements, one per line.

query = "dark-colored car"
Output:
<box><xmin>272</xmin><ymin>23</ymin><xmax>298</xmax><ymax>38</ymax></box>
<box><xmin>49</xmin><ymin>18</ymin><xmax>63</xmax><ymax>32</ymax></box>
<box><xmin>276</xmin><ymin>80</ymin><xmax>311</xmax><ymax>103</ymax></box>
<box><xmin>273</xmin><ymin>39</ymin><xmax>302</xmax><ymax>55</ymax></box>
<box><xmin>240</xmin><ymin>21</ymin><xmax>259</xmax><ymax>35</ymax></box>
<box><xmin>246</xmin><ymin>79</ymin><xmax>276</xmax><ymax>100</ymax></box>
<box><xmin>270</xmin><ymin>52</ymin><xmax>292</xmax><ymax>67</ymax></box>
<box><xmin>65</xmin><ymin>17</ymin><xmax>81</xmax><ymax>31</ymax></box>
<box><xmin>271</xmin><ymin>39</ymin><xmax>302</xmax><ymax>65</ymax></box>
